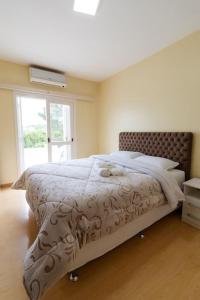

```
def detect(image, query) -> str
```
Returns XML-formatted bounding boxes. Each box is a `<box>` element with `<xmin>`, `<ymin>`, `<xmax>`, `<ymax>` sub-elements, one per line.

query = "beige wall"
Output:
<box><xmin>98</xmin><ymin>31</ymin><xmax>200</xmax><ymax>177</ymax></box>
<box><xmin>0</xmin><ymin>89</ymin><xmax>18</xmax><ymax>184</ymax></box>
<box><xmin>0</xmin><ymin>60</ymin><xmax>98</xmax><ymax>184</ymax></box>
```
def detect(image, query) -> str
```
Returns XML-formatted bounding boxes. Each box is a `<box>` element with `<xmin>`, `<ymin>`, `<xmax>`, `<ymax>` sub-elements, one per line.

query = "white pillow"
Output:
<box><xmin>134</xmin><ymin>155</ymin><xmax>179</xmax><ymax>170</ymax></box>
<box><xmin>110</xmin><ymin>151</ymin><xmax>143</xmax><ymax>159</ymax></box>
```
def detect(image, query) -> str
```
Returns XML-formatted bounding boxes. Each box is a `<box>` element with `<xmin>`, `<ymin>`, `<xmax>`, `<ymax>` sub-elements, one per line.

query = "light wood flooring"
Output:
<box><xmin>1</xmin><ymin>188</ymin><xmax>200</xmax><ymax>300</ymax></box>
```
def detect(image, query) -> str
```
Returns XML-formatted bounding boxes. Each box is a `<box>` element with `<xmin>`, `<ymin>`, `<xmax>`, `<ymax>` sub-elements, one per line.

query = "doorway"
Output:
<box><xmin>15</xmin><ymin>93</ymin><xmax>74</xmax><ymax>173</ymax></box>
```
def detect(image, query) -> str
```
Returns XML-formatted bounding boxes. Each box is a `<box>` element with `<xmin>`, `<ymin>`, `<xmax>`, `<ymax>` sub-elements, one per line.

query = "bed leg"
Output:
<box><xmin>138</xmin><ymin>232</ymin><xmax>145</xmax><ymax>239</ymax></box>
<box><xmin>68</xmin><ymin>272</ymin><xmax>79</xmax><ymax>282</ymax></box>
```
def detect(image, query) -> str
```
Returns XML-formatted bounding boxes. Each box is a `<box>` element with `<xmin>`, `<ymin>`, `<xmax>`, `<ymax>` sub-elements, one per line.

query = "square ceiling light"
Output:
<box><xmin>73</xmin><ymin>0</ymin><xmax>100</xmax><ymax>16</ymax></box>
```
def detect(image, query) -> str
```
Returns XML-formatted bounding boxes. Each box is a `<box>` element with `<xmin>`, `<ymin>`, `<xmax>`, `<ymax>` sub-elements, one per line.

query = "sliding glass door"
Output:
<box><xmin>16</xmin><ymin>94</ymin><xmax>74</xmax><ymax>173</ymax></box>
<box><xmin>48</xmin><ymin>100</ymin><xmax>73</xmax><ymax>162</ymax></box>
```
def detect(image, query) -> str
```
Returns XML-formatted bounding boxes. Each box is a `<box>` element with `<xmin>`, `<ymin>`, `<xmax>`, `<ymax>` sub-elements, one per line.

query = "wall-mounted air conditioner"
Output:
<box><xmin>29</xmin><ymin>67</ymin><xmax>67</xmax><ymax>88</ymax></box>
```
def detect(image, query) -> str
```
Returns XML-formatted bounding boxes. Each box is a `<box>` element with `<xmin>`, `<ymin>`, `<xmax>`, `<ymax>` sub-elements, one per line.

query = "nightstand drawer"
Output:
<box><xmin>185</xmin><ymin>195</ymin><xmax>200</xmax><ymax>208</ymax></box>
<box><xmin>182</xmin><ymin>203</ymin><xmax>200</xmax><ymax>229</ymax></box>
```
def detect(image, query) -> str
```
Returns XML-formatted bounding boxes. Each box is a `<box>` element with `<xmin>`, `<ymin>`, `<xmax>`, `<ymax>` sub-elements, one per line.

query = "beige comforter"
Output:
<box><xmin>13</xmin><ymin>155</ymin><xmax>184</xmax><ymax>300</ymax></box>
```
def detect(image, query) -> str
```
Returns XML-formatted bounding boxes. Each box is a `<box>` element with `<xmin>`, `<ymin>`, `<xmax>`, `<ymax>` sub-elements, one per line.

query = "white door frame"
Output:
<box><xmin>14</xmin><ymin>92</ymin><xmax>76</xmax><ymax>175</ymax></box>
<box><xmin>47</xmin><ymin>96</ymin><xmax>75</xmax><ymax>162</ymax></box>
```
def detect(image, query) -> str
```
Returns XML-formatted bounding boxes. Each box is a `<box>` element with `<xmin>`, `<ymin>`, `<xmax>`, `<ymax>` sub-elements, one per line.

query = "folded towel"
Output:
<box><xmin>110</xmin><ymin>168</ymin><xmax>124</xmax><ymax>176</ymax></box>
<box><xmin>99</xmin><ymin>168</ymin><xmax>112</xmax><ymax>177</ymax></box>
<box><xmin>97</xmin><ymin>162</ymin><xmax>115</xmax><ymax>169</ymax></box>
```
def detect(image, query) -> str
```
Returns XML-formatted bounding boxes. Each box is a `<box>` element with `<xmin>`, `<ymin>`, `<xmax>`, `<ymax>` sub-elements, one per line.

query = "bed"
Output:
<box><xmin>13</xmin><ymin>132</ymin><xmax>193</xmax><ymax>300</ymax></box>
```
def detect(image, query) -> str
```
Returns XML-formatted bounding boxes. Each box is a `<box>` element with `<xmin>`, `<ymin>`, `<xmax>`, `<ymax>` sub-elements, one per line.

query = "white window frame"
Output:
<box><xmin>14</xmin><ymin>91</ymin><xmax>76</xmax><ymax>175</ymax></box>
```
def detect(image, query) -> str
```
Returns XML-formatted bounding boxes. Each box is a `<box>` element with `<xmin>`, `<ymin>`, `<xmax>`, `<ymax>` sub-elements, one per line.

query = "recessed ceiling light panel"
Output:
<box><xmin>73</xmin><ymin>0</ymin><xmax>100</xmax><ymax>16</ymax></box>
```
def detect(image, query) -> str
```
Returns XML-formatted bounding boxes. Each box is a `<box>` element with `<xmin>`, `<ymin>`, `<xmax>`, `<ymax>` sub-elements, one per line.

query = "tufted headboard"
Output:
<box><xmin>119</xmin><ymin>132</ymin><xmax>193</xmax><ymax>180</ymax></box>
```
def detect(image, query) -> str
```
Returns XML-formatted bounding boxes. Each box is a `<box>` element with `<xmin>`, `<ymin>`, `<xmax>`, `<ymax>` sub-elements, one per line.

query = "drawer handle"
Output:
<box><xmin>187</xmin><ymin>213</ymin><xmax>200</xmax><ymax>222</ymax></box>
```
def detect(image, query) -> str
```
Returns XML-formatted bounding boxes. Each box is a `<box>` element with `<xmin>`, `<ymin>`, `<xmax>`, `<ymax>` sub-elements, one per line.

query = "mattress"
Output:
<box><xmin>168</xmin><ymin>169</ymin><xmax>185</xmax><ymax>187</ymax></box>
<box><xmin>68</xmin><ymin>203</ymin><xmax>175</xmax><ymax>272</ymax></box>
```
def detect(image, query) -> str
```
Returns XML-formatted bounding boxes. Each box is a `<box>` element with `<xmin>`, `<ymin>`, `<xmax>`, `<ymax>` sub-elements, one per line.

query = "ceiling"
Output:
<box><xmin>0</xmin><ymin>0</ymin><xmax>200</xmax><ymax>81</ymax></box>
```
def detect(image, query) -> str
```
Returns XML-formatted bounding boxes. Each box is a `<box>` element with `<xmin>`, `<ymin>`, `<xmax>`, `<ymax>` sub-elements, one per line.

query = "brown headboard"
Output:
<box><xmin>119</xmin><ymin>132</ymin><xmax>193</xmax><ymax>180</ymax></box>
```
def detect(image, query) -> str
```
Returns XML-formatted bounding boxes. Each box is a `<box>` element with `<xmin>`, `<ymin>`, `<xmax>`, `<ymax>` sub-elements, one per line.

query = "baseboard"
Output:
<box><xmin>0</xmin><ymin>182</ymin><xmax>13</xmax><ymax>189</ymax></box>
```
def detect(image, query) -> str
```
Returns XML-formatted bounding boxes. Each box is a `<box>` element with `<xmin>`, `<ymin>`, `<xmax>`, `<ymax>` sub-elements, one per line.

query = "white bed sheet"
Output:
<box><xmin>168</xmin><ymin>169</ymin><xmax>185</xmax><ymax>187</ymax></box>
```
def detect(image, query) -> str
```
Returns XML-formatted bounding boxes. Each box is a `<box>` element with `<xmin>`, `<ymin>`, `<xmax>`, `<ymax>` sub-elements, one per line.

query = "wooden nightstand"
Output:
<box><xmin>182</xmin><ymin>178</ymin><xmax>200</xmax><ymax>229</ymax></box>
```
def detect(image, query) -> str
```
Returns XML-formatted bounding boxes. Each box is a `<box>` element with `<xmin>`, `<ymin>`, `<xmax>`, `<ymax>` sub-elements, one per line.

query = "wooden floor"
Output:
<box><xmin>1</xmin><ymin>189</ymin><xmax>200</xmax><ymax>300</ymax></box>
